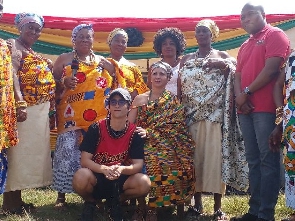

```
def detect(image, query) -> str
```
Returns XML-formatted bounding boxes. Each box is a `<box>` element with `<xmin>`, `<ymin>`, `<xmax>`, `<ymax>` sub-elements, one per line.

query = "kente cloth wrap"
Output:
<box><xmin>116</xmin><ymin>57</ymin><xmax>149</xmax><ymax>94</ymax></box>
<box><xmin>179</xmin><ymin>55</ymin><xmax>249</xmax><ymax>191</ymax></box>
<box><xmin>0</xmin><ymin>39</ymin><xmax>18</xmax><ymax>150</ymax></box>
<box><xmin>92</xmin><ymin>119</ymin><xmax>136</xmax><ymax>166</ymax></box>
<box><xmin>56</xmin><ymin>59</ymin><xmax>123</xmax><ymax>134</ymax></box>
<box><xmin>136</xmin><ymin>90</ymin><xmax>195</xmax><ymax>207</ymax></box>
<box><xmin>18</xmin><ymin>53</ymin><xmax>55</xmax><ymax>106</ymax></box>
<box><xmin>283</xmin><ymin>50</ymin><xmax>295</xmax><ymax>183</ymax></box>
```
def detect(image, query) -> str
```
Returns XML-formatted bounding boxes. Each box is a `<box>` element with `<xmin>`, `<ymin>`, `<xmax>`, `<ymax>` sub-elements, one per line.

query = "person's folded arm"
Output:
<box><xmin>119</xmin><ymin>159</ymin><xmax>144</xmax><ymax>175</ymax></box>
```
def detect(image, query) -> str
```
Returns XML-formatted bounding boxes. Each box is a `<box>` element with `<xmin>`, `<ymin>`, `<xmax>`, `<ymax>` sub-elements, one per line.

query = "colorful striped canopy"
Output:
<box><xmin>1</xmin><ymin>13</ymin><xmax>294</xmax><ymax>59</ymax></box>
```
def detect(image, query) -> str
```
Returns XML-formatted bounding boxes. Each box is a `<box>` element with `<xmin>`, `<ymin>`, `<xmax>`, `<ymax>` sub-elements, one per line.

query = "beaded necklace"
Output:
<box><xmin>73</xmin><ymin>49</ymin><xmax>96</xmax><ymax>66</ymax></box>
<box><xmin>148</xmin><ymin>89</ymin><xmax>165</xmax><ymax>108</ymax></box>
<box><xmin>194</xmin><ymin>48</ymin><xmax>213</xmax><ymax>68</ymax></box>
<box><xmin>16</xmin><ymin>38</ymin><xmax>47</xmax><ymax>62</ymax></box>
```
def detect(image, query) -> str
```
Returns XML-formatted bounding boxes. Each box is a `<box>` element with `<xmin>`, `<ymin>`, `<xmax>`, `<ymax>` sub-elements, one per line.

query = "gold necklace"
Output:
<box><xmin>73</xmin><ymin>49</ymin><xmax>96</xmax><ymax>66</ymax></box>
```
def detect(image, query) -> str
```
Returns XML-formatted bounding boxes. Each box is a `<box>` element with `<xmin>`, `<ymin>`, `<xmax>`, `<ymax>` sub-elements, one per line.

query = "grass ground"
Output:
<box><xmin>0</xmin><ymin>187</ymin><xmax>293</xmax><ymax>221</ymax></box>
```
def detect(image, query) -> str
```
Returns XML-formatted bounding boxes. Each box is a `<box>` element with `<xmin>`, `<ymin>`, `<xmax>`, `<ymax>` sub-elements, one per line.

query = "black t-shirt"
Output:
<box><xmin>80</xmin><ymin>122</ymin><xmax>144</xmax><ymax>160</ymax></box>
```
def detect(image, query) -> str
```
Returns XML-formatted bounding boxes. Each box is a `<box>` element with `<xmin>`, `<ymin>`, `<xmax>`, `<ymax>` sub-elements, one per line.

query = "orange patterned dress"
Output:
<box><xmin>56</xmin><ymin>60</ymin><xmax>123</xmax><ymax>134</ymax></box>
<box><xmin>117</xmin><ymin>57</ymin><xmax>149</xmax><ymax>95</ymax></box>
<box><xmin>0</xmin><ymin>39</ymin><xmax>18</xmax><ymax>193</ymax></box>
<box><xmin>0</xmin><ymin>39</ymin><xmax>18</xmax><ymax>149</ymax></box>
<box><xmin>5</xmin><ymin>51</ymin><xmax>55</xmax><ymax>191</ymax></box>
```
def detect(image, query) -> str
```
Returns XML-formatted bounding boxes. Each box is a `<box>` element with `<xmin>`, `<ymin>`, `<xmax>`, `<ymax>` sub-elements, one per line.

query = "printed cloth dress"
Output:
<box><xmin>136</xmin><ymin>90</ymin><xmax>195</xmax><ymax>207</ymax></box>
<box><xmin>53</xmin><ymin>59</ymin><xmax>123</xmax><ymax>193</ymax></box>
<box><xmin>5</xmin><ymin>51</ymin><xmax>55</xmax><ymax>191</ymax></box>
<box><xmin>179</xmin><ymin>53</ymin><xmax>248</xmax><ymax>193</ymax></box>
<box><xmin>0</xmin><ymin>39</ymin><xmax>18</xmax><ymax>193</ymax></box>
<box><xmin>283</xmin><ymin>50</ymin><xmax>295</xmax><ymax>209</ymax></box>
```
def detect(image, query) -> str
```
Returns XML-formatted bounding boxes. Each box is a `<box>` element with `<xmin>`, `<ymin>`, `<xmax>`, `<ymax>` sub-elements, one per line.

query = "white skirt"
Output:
<box><xmin>5</xmin><ymin>102</ymin><xmax>53</xmax><ymax>192</ymax></box>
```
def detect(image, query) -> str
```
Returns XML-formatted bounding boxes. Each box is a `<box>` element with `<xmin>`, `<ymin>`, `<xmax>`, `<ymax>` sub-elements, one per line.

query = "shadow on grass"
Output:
<box><xmin>0</xmin><ymin>203</ymin><xmax>219</xmax><ymax>221</ymax></box>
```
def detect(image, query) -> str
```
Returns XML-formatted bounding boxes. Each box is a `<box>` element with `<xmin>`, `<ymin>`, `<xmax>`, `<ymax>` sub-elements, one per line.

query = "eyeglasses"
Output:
<box><xmin>109</xmin><ymin>99</ymin><xmax>128</xmax><ymax>107</ymax></box>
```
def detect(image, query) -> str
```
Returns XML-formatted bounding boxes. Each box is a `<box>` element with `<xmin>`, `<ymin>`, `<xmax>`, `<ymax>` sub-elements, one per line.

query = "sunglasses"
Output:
<box><xmin>109</xmin><ymin>99</ymin><xmax>128</xmax><ymax>107</ymax></box>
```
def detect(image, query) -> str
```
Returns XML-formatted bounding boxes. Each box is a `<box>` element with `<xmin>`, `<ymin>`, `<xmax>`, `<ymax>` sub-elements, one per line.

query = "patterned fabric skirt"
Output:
<box><xmin>0</xmin><ymin>149</ymin><xmax>7</xmax><ymax>194</ymax></box>
<box><xmin>52</xmin><ymin>130</ymin><xmax>81</xmax><ymax>193</ymax></box>
<box><xmin>146</xmin><ymin>140</ymin><xmax>195</xmax><ymax>207</ymax></box>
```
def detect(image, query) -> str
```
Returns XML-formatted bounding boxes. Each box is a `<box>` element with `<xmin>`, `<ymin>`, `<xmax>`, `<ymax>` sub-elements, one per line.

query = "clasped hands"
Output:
<box><xmin>103</xmin><ymin>164</ymin><xmax>123</xmax><ymax>180</ymax></box>
<box><xmin>235</xmin><ymin>93</ymin><xmax>254</xmax><ymax>115</ymax></box>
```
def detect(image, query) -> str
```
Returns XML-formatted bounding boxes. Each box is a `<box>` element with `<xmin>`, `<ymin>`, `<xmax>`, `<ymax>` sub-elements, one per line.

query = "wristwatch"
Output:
<box><xmin>243</xmin><ymin>86</ymin><xmax>252</xmax><ymax>95</ymax></box>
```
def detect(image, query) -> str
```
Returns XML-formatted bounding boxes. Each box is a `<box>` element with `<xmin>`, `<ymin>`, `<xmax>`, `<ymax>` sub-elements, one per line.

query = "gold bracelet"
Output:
<box><xmin>15</xmin><ymin>100</ymin><xmax>27</xmax><ymax>109</ymax></box>
<box><xmin>275</xmin><ymin>106</ymin><xmax>284</xmax><ymax>117</ymax></box>
<box><xmin>275</xmin><ymin>106</ymin><xmax>284</xmax><ymax>125</ymax></box>
<box><xmin>275</xmin><ymin>116</ymin><xmax>283</xmax><ymax>125</ymax></box>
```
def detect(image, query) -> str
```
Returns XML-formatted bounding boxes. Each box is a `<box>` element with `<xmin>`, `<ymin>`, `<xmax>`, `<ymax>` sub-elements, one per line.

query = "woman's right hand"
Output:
<box><xmin>64</xmin><ymin>76</ymin><xmax>77</xmax><ymax>89</ymax></box>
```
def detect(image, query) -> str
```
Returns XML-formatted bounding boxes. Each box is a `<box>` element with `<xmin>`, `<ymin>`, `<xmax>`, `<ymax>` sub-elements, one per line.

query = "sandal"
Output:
<box><xmin>146</xmin><ymin>209</ymin><xmax>157</xmax><ymax>221</ymax></box>
<box><xmin>187</xmin><ymin>205</ymin><xmax>203</xmax><ymax>217</ymax></box>
<box><xmin>54</xmin><ymin>198</ymin><xmax>67</xmax><ymax>211</ymax></box>
<box><xmin>131</xmin><ymin>207</ymin><xmax>145</xmax><ymax>221</ymax></box>
<box><xmin>213</xmin><ymin>209</ymin><xmax>228</xmax><ymax>221</ymax></box>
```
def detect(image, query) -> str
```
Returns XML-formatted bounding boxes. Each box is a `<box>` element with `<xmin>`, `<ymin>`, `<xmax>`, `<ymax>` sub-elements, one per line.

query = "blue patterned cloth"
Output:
<box><xmin>0</xmin><ymin>149</ymin><xmax>8</xmax><ymax>194</ymax></box>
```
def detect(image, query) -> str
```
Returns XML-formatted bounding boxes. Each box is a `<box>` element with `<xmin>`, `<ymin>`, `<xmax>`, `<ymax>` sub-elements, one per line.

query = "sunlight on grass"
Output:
<box><xmin>0</xmin><ymin>188</ymin><xmax>292</xmax><ymax>220</ymax></box>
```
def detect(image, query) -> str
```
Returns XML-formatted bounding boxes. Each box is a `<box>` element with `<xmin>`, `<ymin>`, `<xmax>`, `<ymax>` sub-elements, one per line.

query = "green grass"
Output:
<box><xmin>0</xmin><ymin>188</ymin><xmax>293</xmax><ymax>220</ymax></box>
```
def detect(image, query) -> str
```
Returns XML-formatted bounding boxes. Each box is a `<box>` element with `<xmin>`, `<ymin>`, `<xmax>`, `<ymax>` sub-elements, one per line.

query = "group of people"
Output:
<box><xmin>1</xmin><ymin>1</ymin><xmax>295</xmax><ymax>221</ymax></box>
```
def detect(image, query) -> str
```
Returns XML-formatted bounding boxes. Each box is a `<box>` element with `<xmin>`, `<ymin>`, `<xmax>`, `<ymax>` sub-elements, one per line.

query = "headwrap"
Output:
<box><xmin>195</xmin><ymin>19</ymin><xmax>219</xmax><ymax>42</ymax></box>
<box><xmin>14</xmin><ymin>13</ymin><xmax>44</xmax><ymax>31</ymax></box>
<box><xmin>107</xmin><ymin>28</ymin><xmax>128</xmax><ymax>45</ymax></box>
<box><xmin>71</xmin><ymin>24</ymin><xmax>94</xmax><ymax>45</ymax></box>
<box><xmin>150</xmin><ymin>61</ymin><xmax>173</xmax><ymax>80</ymax></box>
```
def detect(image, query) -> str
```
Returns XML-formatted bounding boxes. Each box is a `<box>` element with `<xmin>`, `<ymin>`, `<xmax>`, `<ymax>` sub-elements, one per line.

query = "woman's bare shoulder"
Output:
<box><xmin>55</xmin><ymin>52</ymin><xmax>74</xmax><ymax>65</ymax></box>
<box><xmin>132</xmin><ymin>92</ymin><xmax>149</xmax><ymax>106</ymax></box>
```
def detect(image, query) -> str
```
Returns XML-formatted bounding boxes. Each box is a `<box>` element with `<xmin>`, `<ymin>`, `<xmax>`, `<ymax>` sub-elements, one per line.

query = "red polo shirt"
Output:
<box><xmin>236</xmin><ymin>24</ymin><xmax>290</xmax><ymax>113</ymax></box>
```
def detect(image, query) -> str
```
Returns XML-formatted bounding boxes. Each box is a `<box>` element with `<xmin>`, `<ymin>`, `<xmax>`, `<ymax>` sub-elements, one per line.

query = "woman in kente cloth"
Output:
<box><xmin>0</xmin><ymin>0</ymin><xmax>20</xmax><ymax>195</ymax></box>
<box><xmin>270</xmin><ymin>50</ymin><xmax>295</xmax><ymax>221</ymax></box>
<box><xmin>178</xmin><ymin>19</ymin><xmax>248</xmax><ymax>219</ymax></box>
<box><xmin>107</xmin><ymin>28</ymin><xmax>149</xmax><ymax>100</ymax></box>
<box><xmin>3</xmin><ymin>12</ymin><xmax>55</xmax><ymax>214</ymax></box>
<box><xmin>128</xmin><ymin>61</ymin><xmax>195</xmax><ymax>221</ymax></box>
<box><xmin>52</xmin><ymin>24</ymin><xmax>125</xmax><ymax>209</ymax></box>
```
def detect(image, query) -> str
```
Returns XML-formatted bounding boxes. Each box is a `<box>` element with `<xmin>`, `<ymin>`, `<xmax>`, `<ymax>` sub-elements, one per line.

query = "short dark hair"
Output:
<box><xmin>153</xmin><ymin>27</ymin><xmax>186</xmax><ymax>58</ymax></box>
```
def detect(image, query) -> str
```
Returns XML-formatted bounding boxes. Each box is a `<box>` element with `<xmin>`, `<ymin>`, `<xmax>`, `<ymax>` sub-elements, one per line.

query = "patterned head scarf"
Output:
<box><xmin>107</xmin><ymin>28</ymin><xmax>128</xmax><ymax>45</ymax></box>
<box><xmin>14</xmin><ymin>13</ymin><xmax>44</xmax><ymax>31</ymax></box>
<box><xmin>150</xmin><ymin>61</ymin><xmax>173</xmax><ymax>80</ymax></box>
<box><xmin>195</xmin><ymin>19</ymin><xmax>219</xmax><ymax>41</ymax></box>
<box><xmin>71</xmin><ymin>24</ymin><xmax>94</xmax><ymax>45</ymax></box>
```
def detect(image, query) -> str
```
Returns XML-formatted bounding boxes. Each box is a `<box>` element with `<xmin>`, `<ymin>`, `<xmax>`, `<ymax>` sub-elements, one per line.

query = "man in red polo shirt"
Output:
<box><xmin>232</xmin><ymin>2</ymin><xmax>290</xmax><ymax>221</ymax></box>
